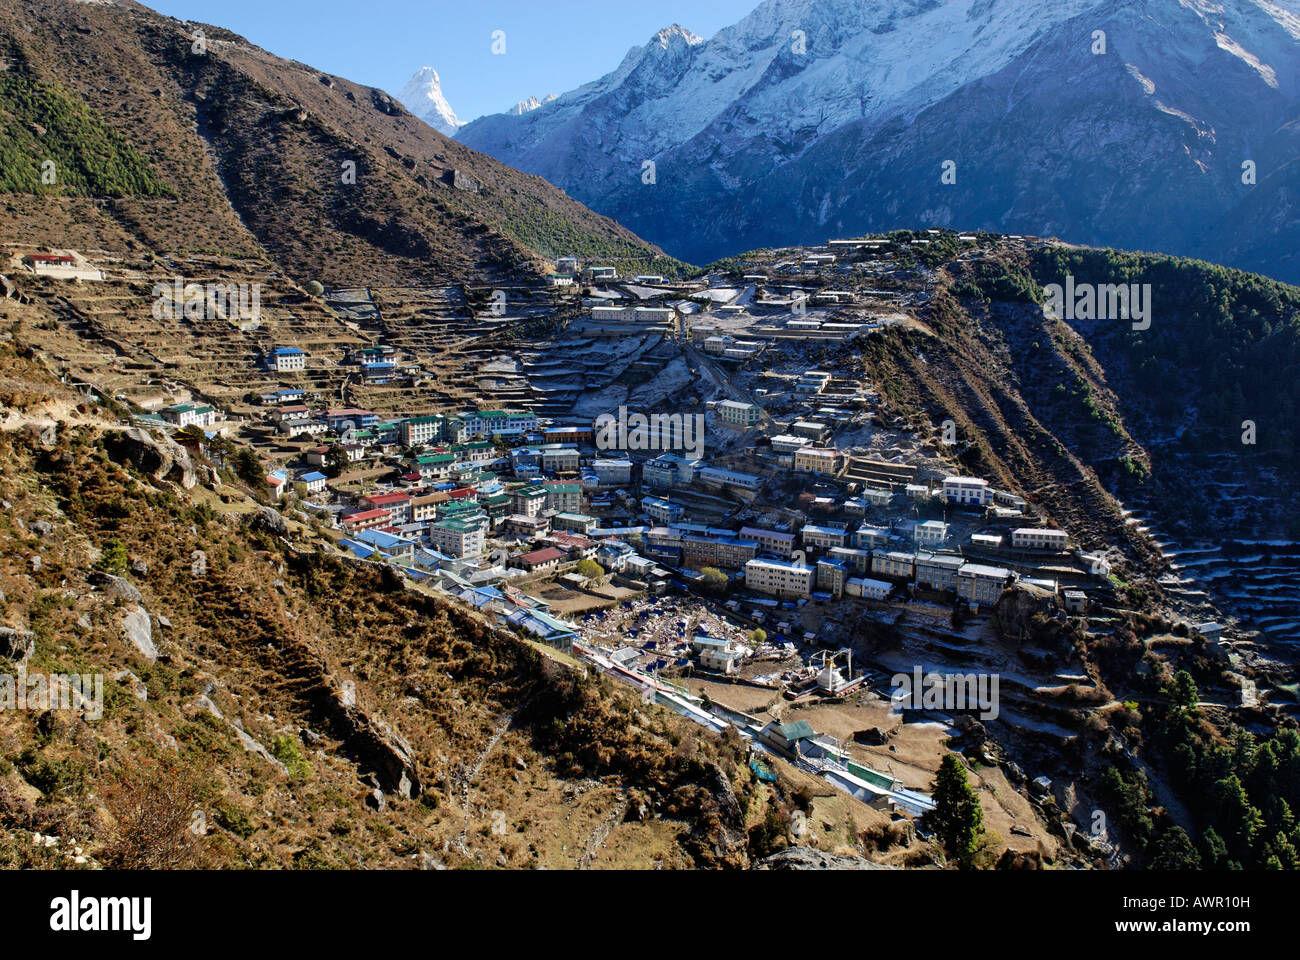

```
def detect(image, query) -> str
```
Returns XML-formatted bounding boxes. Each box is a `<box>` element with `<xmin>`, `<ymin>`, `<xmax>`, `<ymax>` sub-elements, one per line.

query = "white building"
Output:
<box><xmin>428</xmin><ymin>518</ymin><xmax>486</xmax><ymax>559</ymax></box>
<box><xmin>1013</xmin><ymin>527</ymin><xmax>1070</xmax><ymax>551</ymax></box>
<box><xmin>267</xmin><ymin>347</ymin><xmax>306</xmax><ymax>373</ymax></box>
<box><xmin>801</xmin><ymin>524</ymin><xmax>848</xmax><ymax>550</ymax></box>
<box><xmin>913</xmin><ymin>520</ymin><xmax>949</xmax><ymax>547</ymax></box>
<box><xmin>699</xmin><ymin>644</ymin><xmax>743</xmax><ymax>675</ymax></box>
<box><xmin>739</xmin><ymin>526</ymin><xmax>796</xmax><ymax>558</ymax></box>
<box><xmin>846</xmin><ymin>577</ymin><xmax>893</xmax><ymax>601</ymax></box>
<box><xmin>593</xmin><ymin>458</ymin><xmax>634</xmax><ymax>486</ymax></box>
<box><xmin>956</xmin><ymin>563</ymin><xmax>1012</xmax><ymax>606</ymax></box>
<box><xmin>160</xmin><ymin>401</ymin><xmax>217</xmax><ymax>429</ymax></box>
<box><xmin>771</xmin><ymin>434</ymin><xmax>812</xmax><ymax>454</ymax></box>
<box><xmin>698</xmin><ymin>466</ymin><xmax>762</xmax><ymax>491</ymax></box>
<box><xmin>853</xmin><ymin>526</ymin><xmax>891</xmax><ymax>549</ymax></box>
<box><xmin>915</xmin><ymin>553</ymin><xmax>964</xmax><ymax>593</ymax></box>
<box><xmin>744</xmin><ymin>558</ymin><xmax>813</xmax><ymax>598</ymax></box>
<box><xmin>400</xmin><ymin>416</ymin><xmax>446</xmax><ymax>447</ymax></box>
<box><xmin>541</xmin><ymin>447</ymin><xmax>580</xmax><ymax>473</ymax></box>
<box><xmin>296</xmin><ymin>471</ymin><xmax>328</xmax><ymax>495</ymax></box>
<box><xmin>942</xmin><ymin>476</ymin><xmax>993</xmax><ymax>507</ymax></box>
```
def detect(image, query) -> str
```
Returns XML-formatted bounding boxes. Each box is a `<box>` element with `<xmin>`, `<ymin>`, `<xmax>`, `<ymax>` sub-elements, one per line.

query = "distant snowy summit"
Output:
<box><xmin>511</xmin><ymin>94</ymin><xmax>559</xmax><ymax>116</ymax></box>
<box><xmin>397</xmin><ymin>66</ymin><xmax>464</xmax><ymax>137</ymax></box>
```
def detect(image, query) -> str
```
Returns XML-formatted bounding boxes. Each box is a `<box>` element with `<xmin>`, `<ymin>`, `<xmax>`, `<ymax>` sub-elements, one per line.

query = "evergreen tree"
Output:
<box><xmin>1149</xmin><ymin>826</ymin><xmax>1200</xmax><ymax>870</ymax></box>
<box><xmin>1201</xmin><ymin>827</ymin><xmax>1231</xmax><ymax>870</ymax></box>
<box><xmin>929</xmin><ymin>753</ymin><xmax>985</xmax><ymax>869</ymax></box>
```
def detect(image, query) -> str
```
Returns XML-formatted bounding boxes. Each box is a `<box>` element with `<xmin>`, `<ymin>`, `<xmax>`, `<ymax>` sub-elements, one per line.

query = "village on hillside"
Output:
<box><xmin>1</xmin><ymin>230</ymin><xmax>1244</xmax><ymax>848</ymax></box>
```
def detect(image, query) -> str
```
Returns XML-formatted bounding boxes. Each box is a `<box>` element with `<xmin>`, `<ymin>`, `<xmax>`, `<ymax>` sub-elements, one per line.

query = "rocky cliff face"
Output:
<box><xmin>458</xmin><ymin>0</ymin><xmax>1300</xmax><ymax>281</ymax></box>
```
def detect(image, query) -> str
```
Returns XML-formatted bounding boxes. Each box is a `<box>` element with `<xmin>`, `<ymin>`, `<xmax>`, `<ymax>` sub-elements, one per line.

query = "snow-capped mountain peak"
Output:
<box><xmin>397</xmin><ymin>66</ymin><xmax>464</xmax><ymax>137</ymax></box>
<box><xmin>457</xmin><ymin>0</ymin><xmax>1300</xmax><ymax>281</ymax></box>
<box><xmin>511</xmin><ymin>94</ymin><xmax>559</xmax><ymax>115</ymax></box>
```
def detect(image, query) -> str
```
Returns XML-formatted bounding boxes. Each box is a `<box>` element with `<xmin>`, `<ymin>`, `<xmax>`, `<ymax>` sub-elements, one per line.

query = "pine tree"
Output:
<box><xmin>1149</xmin><ymin>826</ymin><xmax>1200</xmax><ymax>870</ymax></box>
<box><xmin>929</xmin><ymin>753</ymin><xmax>984</xmax><ymax>869</ymax></box>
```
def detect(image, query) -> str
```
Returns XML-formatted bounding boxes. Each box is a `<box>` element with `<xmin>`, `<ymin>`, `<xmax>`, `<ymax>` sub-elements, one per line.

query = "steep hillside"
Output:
<box><xmin>458</xmin><ymin>0</ymin><xmax>1300</xmax><ymax>282</ymax></box>
<box><xmin>0</xmin><ymin>339</ymin><xmax>779</xmax><ymax>869</ymax></box>
<box><xmin>0</xmin><ymin>0</ymin><xmax>681</xmax><ymax>284</ymax></box>
<box><xmin>836</xmin><ymin>235</ymin><xmax>1300</xmax><ymax>644</ymax></box>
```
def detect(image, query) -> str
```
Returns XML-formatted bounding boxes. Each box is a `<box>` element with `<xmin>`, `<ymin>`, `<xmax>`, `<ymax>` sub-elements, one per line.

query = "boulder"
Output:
<box><xmin>244</xmin><ymin>505</ymin><xmax>288</xmax><ymax>537</ymax></box>
<box><xmin>757</xmin><ymin>847</ymin><xmax>896</xmax><ymax>870</ymax></box>
<box><xmin>121</xmin><ymin>606</ymin><xmax>157</xmax><ymax>662</ymax></box>
<box><xmin>89</xmin><ymin>572</ymin><xmax>143</xmax><ymax>605</ymax></box>
<box><xmin>332</xmin><ymin>695</ymin><xmax>421</xmax><ymax>799</ymax></box>
<box><xmin>230</xmin><ymin>720</ymin><xmax>287</xmax><ymax>774</ymax></box>
<box><xmin>103</xmin><ymin>427</ymin><xmax>197</xmax><ymax>490</ymax></box>
<box><xmin>0</xmin><ymin>625</ymin><xmax>35</xmax><ymax>664</ymax></box>
<box><xmin>854</xmin><ymin>727</ymin><xmax>890</xmax><ymax>746</ymax></box>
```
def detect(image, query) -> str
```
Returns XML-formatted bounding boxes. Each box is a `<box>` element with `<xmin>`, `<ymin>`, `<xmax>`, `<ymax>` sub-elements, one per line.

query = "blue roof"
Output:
<box><xmin>339</xmin><ymin>539</ymin><xmax>377</xmax><ymax>560</ymax></box>
<box><xmin>693</xmin><ymin>635</ymin><xmax>728</xmax><ymax>647</ymax></box>
<box><xmin>354</xmin><ymin>529</ymin><xmax>414</xmax><ymax>551</ymax></box>
<box><xmin>270</xmin><ymin>347</ymin><xmax>304</xmax><ymax>356</ymax></box>
<box><xmin>299</xmin><ymin>472</ymin><xmax>327</xmax><ymax>483</ymax></box>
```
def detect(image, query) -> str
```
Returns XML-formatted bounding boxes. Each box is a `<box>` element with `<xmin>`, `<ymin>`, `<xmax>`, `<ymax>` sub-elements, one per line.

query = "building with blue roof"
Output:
<box><xmin>352</xmin><ymin>529</ymin><xmax>416</xmax><ymax>562</ymax></box>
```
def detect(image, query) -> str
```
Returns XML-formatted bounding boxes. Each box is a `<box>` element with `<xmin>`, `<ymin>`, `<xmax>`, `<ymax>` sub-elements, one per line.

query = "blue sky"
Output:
<box><xmin>146</xmin><ymin>0</ymin><xmax>759</xmax><ymax>123</ymax></box>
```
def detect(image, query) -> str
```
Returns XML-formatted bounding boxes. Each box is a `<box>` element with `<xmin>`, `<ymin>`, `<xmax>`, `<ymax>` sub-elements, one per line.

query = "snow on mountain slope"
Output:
<box><xmin>398</xmin><ymin>66</ymin><xmax>464</xmax><ymax>137</ymax></box>
<box><xmin>458</xmin><ymin>0</ymin><xmax>1300</xmax><ymax>282</ymax></box>
<box><xmin>511</xmin><ymin>94</ymin><xmax>559</xmax><ymax>115</ymax></box>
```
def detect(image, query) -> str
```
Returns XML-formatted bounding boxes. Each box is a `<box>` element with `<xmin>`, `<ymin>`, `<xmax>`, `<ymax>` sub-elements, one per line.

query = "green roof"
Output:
<box><xmin>433</xmin><ymin>518</ymin><xmax>486</xmax><ymax>533</ymax></box>
<box><xmin>777</xmin><ymin>721</ymin><xmax>816</xmax><ymax>742</ymax></box>
<box><xmin>846</xmin><ymin>761</ymin><xmax>898</xmax><ymax>791</ymax></box>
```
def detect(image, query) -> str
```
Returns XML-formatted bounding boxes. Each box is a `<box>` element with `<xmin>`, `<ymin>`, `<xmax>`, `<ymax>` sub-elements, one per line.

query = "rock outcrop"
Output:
<box><xmin>757</xmin><ymin>846</ymin><xmax>896</xmax><ymax>870</ymax></box>
<box><xmin>104</xmin><ymin>427</ymin><xmax>198</xmax><ymax>490</ymax></box>
<box><xmin>0</xmin><ymin>625</ymin><xmax>36</xmax><ymax>664</ymax></box>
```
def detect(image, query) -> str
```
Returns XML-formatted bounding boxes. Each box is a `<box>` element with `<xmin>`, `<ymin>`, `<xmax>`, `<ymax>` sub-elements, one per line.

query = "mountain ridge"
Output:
<box><xmin>458</xmin><ymin>0</ymin><xmax>1300</xmax><ymax>282</ymax></box>
<box><xmin>0</xmin><ymin>0</ymin><xmax>680</xmax><ymax>284</ymax></box>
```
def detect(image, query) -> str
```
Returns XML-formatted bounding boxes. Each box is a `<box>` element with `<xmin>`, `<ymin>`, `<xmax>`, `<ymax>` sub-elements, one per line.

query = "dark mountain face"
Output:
<box><xmin>0</xmin><ymin>0</ymin><xmax>675</xmax><ymax>284</ymax></box>
<box><xmin>458</xmin><ymin>0</ymin><xmax>1300</xmax><ymax>281</ymax></box>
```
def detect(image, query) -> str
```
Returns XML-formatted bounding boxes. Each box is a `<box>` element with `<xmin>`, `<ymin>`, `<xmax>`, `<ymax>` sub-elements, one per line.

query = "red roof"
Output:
<box><xmin>28</xmin><ymin>253</ymin><xmax>74</xmax><ymax>263</ymax></box>
<box><xmin>548</xmin><ymin>533</ymin><xmax>594</xmax><ymax>548</ymax></box>
<box><xmin>343</xmin><ymin>509</ymin><xmax>389</xmax><ymax>524</ymax></box>
<box><xmin>364</xmin><ymin>492</ymin><xmax>411</xmax><ymax>507</ymax></box>
<box><xmin>519</xmin><ymin>547</ymin><xmax>566</xmax><ymax>566</ymax></box>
